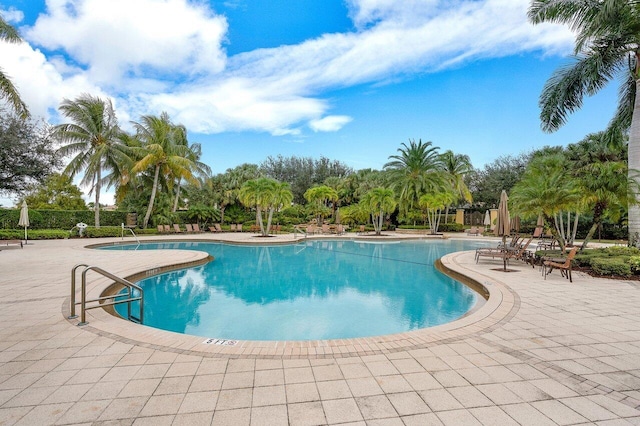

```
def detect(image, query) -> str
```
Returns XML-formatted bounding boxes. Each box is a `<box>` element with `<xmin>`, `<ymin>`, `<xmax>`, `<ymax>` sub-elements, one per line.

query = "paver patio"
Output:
<box><xmin>0</xmin><ymin>232</ymin><xmax>639</xmax><ymax>425</ymax></box>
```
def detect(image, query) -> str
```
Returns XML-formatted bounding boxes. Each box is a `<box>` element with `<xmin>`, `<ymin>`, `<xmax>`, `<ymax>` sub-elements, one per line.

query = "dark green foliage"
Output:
<box><xmin>591</xmin><ymin>258</ymin><xmax>632</xmax><ymax>277</ymax></box>
<box><xmin>0</xmin><ymin>209</ymin><xmax>128</xmax><ymax>230</ymax></box>
<box><xmin>82</xmin><ymin>226</ymin><xmax>157</xmax><ymax>238</ymax></box>
<box><xmin>0</xmin><ymin>229</ymin><xmax>69</xmax><ymax>240</ymax></box>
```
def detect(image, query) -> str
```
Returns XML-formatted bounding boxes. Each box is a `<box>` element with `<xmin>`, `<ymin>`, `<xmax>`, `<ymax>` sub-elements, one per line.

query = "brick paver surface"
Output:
<box><xmin>1</xmin><ymin>233</ymin><xmax>639</xmax><ymax>425</ymax></box>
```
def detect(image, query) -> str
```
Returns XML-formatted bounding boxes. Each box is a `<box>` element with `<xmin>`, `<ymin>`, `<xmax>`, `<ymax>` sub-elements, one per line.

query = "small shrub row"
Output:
<box><xmin>590</xmin><ymin>257</ymin><xmax>632</xmax><ymax>277</ymax></box>
<box><xmin>0</xmin><ymin>229</ymin><xmax>70</xmax><ymax>240</ymax></box>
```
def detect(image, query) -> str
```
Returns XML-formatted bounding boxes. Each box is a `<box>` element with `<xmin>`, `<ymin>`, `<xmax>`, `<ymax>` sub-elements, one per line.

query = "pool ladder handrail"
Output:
<box><xmin>293</xmin><ymin>225</ymin><xmax>308</xmax><ymax>239</ymax></box>
<box><xmin>69</xmin><ymin>264</ymin><xmax>144</xmax><ymax>326</ymax></box>
<box><xmin>121</xmin><ymin>223</ymin><xmax>140</xmax><ymax>245</ymax></box>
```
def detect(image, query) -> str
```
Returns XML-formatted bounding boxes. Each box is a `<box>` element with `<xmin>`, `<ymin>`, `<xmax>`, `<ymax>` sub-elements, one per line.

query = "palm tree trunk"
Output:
<box><xmin>172</xmin><ymin>180</ymin><xmax>182</xmax><ymax>212</ymax></box>
<box><xmin>266</xmin><ymin>208</ymin><xmax>274</xmax><ymax>236</ymax></box>
<box><xmin>257</xmin><ymin>207</ymin><xmax>265</xmax><ymax>236</ymax></box>
<box><xmin>94</xmin><ymin>169</ymin><xmax>101</xmax><ymax>228</ymax></box>
<box><xmin>143</xmin><ymin>165</ymin><xmax>160</xmax><ymax>229</ymax></box>
<box><xmin>220</xmin><ymin>205</ymin><xmax>226</xmax><ymax>224</ymax></box>
<box><xmin>628</xmin><ymin>77</ymin><xmax>640</xmax><ymax>244</ymax></box>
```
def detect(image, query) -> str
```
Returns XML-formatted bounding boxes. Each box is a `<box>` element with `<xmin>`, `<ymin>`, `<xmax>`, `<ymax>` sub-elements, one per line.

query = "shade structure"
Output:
<box><xmin>494</xmin><ymin>190</ymin><xmax>510</xmax><ymax>271</ymax></box>
<box><xmin>18</xmin><ymin>201</ymin><xmax>29</xmax><ymax>243</ymax></box>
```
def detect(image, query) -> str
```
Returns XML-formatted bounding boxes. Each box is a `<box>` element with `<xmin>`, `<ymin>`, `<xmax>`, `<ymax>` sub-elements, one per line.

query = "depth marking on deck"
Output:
<box><xmin>203</xmin><ymin>338</ymin><xmax>238</xmax><ymax>346</ymax></box>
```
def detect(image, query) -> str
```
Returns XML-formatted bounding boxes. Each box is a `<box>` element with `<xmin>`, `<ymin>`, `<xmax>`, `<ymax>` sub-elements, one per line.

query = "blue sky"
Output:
<box><xmin>0</xmin><ymin>0</ymin><xmax>619</xmax><ymax>206</ymax></box>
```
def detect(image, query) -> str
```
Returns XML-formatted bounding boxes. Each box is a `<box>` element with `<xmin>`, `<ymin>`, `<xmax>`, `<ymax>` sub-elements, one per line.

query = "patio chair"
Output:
<box><xmin>322</xmin><ymin>224</ymin><xmax>331</xmax><ymax>234</ymax></box>
<box><xmin>466</xmin><ymin>226</ymin><xmax>480</xmax><ymax>236</ymax></box>
<box><xmin>163</xmin><ymin>225</ymin><xmax>171</xmax><ymax>233</ymax></box>
<box><xmin>157</xmin><ymin>225</ymin><xmax>164</xmax><ymax>233</ymax></box>
<box><xmin>230</xmin><ymin>224</ymin><xmax>237</xmax><ymax>232</ymax></box>
<box><xmin>543</xmin><ymin>247</ymin><xmax>577</xmax><ymax>282</ymax></box>
<box><xmin>236</xmin><ymin>224</ymin><xmax>243</xmax><ymax>232</ymax></box>
<box><xmin>357</xmin><ymin>225</ymin><xmax>369</xmax><ymax>235</ymax></box>
<box><xmin>192</xmin><ymin>224</ymin><xmax>204</xmax><ymax>233</ymax></box>
<box><xmin>173</xmin><ymin>224</ymin><xmax>183</xmax><ymax>233</ymax></box>
<box><xmin>185</xmin><ymin>224</ymin><xmax>195</xmax><ymax>233</ymax></box>
<box><xmin>476</xmin><ymin>236</ymin><xmax>534</xmax><ymax>267</ymax></box>
<box><xmin>209</xmin><ymin>223</ymin><xmax>223</xmax><ymax>233</ymax></box>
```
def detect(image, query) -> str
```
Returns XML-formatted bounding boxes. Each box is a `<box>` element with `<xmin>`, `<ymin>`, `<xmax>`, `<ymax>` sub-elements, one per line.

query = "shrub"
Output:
<box><xmin>0</xmin><ymin>229</ymin><xmax>70</xmax><ymax>240</ymax></box>
<box><xmin>630</xmin><ymin>256</ymin><xmax>640</xmax><ymax>274</ymax></box>
<box><xmin>591</xmin><ymin>257</ymin><xmax>632</xmax><ymax>277</ymax></box>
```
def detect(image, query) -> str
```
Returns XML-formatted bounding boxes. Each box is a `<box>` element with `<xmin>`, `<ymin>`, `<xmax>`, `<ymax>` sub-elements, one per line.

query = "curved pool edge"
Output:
<box><xmin>64</xmin><ymin>244</ymin><xmax>518</xmax><ymax>359</ymax></box>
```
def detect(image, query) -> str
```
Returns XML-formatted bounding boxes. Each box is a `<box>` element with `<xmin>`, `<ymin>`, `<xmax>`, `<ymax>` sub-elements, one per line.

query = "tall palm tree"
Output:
<box><xmin>55</xmin><ymin>94</ymin><xmax>125</xmax><ymax>227</ymax></box>
<box><xmin>384</xmin><ymin>139</ymin><xmax>444</xmax><ymax>218</ymax></box>
<box><xmin>131</xmin><ymin>113</ymin><xmax>198</xmax><ymax>228</ymax></box>
<box><xmin>438</xmin><ymin>150</ymin><xmax>473</xmax><ymax>221</ymax></box>
<box><xmin>528</xmin><ymin>0</ymin><xmax>640</xmax><ymax>240</ymax></box>
<box><xmin>171</xmin><ymin>140</ymin><xmax>211</xmax><ymax>212</ymax></box>
<box><xmin>360</xmin><ymin>187</ymin><xmax>397</xmax><ymax>236</ymax></box>
<box><xmin>0</xmin><ymin>16</ymin><xmax>28</xmax><ymax>118</ymax></box>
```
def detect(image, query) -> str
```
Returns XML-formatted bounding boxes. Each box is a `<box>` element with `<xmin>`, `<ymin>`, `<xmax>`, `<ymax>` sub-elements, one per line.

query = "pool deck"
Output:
<box><xmin>0</xmin><ymin>232</ymin><xmax>639</xmax><ymax>425</ymax></box>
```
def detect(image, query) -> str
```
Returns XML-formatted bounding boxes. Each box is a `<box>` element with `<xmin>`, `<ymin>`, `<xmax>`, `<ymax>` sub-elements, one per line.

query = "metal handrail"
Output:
<box><xmin>293</xmin><ymin>225</ymin><xmax>307</xmax><ymax>239</ymax></box>
<box><xmin>70</xmin><ymin>265</ymin><xmax>144</xmax><ymax>326</ymax></box>
<box><xmin>121</xmin><ymin>223</ymin><xmax>140</xmax><ymax>244</ymax></box>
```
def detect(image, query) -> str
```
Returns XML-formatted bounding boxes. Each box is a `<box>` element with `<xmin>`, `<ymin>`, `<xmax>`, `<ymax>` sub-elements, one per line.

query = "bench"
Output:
<box><xmin>1</xmin><ymin>240</ymin><xmax>23</xmax><ymax>248</ymax></box>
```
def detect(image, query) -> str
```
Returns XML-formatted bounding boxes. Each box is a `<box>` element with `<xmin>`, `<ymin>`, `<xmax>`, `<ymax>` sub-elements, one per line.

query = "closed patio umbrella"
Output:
<box><xmin>483</xmin><ymin>210</ymin><xmax>491</xmax><ymax>231</ymax></box>
<box><xmin>18</xmin><ymin>201</ymin><xmax>29</xmax><ymax>244</ymax></box>
<box><xmin>494</xmin><ymin>190</ymin><xmax>510</xmax><ymax>271</ymax></box>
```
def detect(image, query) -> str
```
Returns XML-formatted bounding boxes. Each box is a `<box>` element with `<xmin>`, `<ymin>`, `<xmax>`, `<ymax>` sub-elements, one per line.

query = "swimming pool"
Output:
<box><xmin>107</xmin><ymin>239</ymin><xmax>490</xmax><ymax>341</ymax></box>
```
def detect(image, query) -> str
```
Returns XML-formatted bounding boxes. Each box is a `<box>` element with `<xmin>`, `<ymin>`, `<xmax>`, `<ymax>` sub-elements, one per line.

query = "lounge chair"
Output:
<box><xmin>185</xmin><ymin>224</ymin><xmax>194</xmax><ymax>233</ymax></box>
<box><xmin>209</xmin><ymin>223</ymin><xmax>223</xmax><ymax>233</ymax></box>
<box><xmin>356</xmin><ymin>225</ymin><xmax>369</xmax><ymax>235</ymax></box>
<box><xmin>322</xmin><ymin>224</ymin><xmax>331</xmax><ymax>234</ymax></box>
<box><xmin>157</xmin><ymin>225</ymin><xmax>164</xmax><ymax>233</ymax></box>
<box><xmin>543</xmin><ymin>247</ymin><xmax>577</xmax><ymax>282</ymax></box>
<box><xmin>230</xmin><ymin>224</ymin><xmax>237</xmax><ymax>232</ymax></box>
<box><xmin>250</xmin><ymin>224</ymin><xmax>260</xmax><ymax>233</ymax></box>
<box><xmin>173</xmin><ymin>224</ymin><xmax>183</xmax><ymax>233</ymax></box>
<box><xmin>192</xmin><ymin>224</ymin><xmax>204</xmax><ymax>233</ymax></box>
<box><xmin>236</xmin><ymin>224</ymin><xmax>243</xmax><ymax>232</ymax></box>
<box><xmin>476</xmin><ymin>236</ymin><xmax>534</xmax><ymax>267</ymax></box>
<box><xmin>163</xmin><ymin>225</ymin><xmax>171</xmax><ymax>233</ymax></box>
<box><xmin>466</xmin><ymin>226</ymin><xmax>480</xmax><ymax>236</ymax></box>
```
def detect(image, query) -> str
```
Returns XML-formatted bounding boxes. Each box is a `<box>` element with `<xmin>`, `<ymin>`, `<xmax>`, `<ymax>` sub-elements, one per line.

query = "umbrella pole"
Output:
<box><xmin>24</xmin><ymin>226</ymin><xmax>27</xmax><ymax>244</ymax></box>
<box><xmin>502</xmin><ymin>235</ymin><xmax>507</xmax><ymax>271</ymax></box>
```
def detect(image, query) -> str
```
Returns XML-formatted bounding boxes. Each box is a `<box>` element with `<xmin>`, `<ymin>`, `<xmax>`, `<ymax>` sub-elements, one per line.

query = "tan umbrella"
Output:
<box><xmin>510</xmin><ymin>215</ymin><xmax>520</xmax><ymax>233</ymax></box>
<box><xmin>494</xmin><ymin>190</ymin><xmax>510</xmax><ymax>271</ymax></box>
<box><xmin>18</xmin><ymin>201</ymin><xmax>29</xmax><ymax>243</ymax></box>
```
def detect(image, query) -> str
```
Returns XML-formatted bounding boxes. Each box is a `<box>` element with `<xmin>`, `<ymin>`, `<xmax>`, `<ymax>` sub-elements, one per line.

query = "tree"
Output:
<box><xmin>384</xmin><ymin>139</ymin><xmax>444</xmax><ymax>217</ymax></box>
<box><xmin>238</xmin><ymin>178</ymin><xmax>292</xmax><ymax>236</ymax></box>
<box><xmin>419</xmin><ymin>191</ymin><xmax>455</xmax><ymax>235</ymax></box>
<box><xmin>0</xmin><ymin>16</ymin><xmax>28</xmax><ymax>118</ymax></box>
<box><xmin>260</xmin><ymin>155</ymin><xmax>353</xmax><ymax>204</ymax></box>
<box><xmin>22</xmin><ymin>173</ymin><xmax>87</xmax><ymax>210</ymax></box>
<box><xmin>304</xmin><ymin>185</ymin><xmax>338</xmax><ymax>224</ymax></box>
<box><xmin>55</xmin><ymin>94</ymin><xmax>125</xmax><ymax>227</ymax></box>
<box><xmin>130</xmin><ymin>113</ymin><xmax>199</xmax><ymax>228</ymax></box>
<box><xmin>0</xmin><ymin>110</ymin><xmax>59</xmax><ymax>197</ymax></box>
<box><xmin>360</xmin><ymin>187</ymin><xmax>397</xmax><ymax>235</ymax></box>
<box><xmin>510</xmin><ymin>154</ymin><xmax>580</xmax><ymax>251</ymax></box>
<box><xmin>468</xmin><ymin>153</ymin><xmax>531</xmax><ymax>207</ymax></box>
<box><xmin>528</xmin><ymin>0</ymin><xmax>640</xmax><ymax>240</ymax></box>
<box><xmin>438</xmin><ymin>150</ymin><xmax>473</xmax><ymax>221</ymax></box>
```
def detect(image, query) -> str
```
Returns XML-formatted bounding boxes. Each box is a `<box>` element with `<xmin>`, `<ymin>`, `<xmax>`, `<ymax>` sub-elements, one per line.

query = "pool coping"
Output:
<box><xmin>65</xmin><ymin>239</ymin><xmax>517</xmax><ymax>359</ymax></box>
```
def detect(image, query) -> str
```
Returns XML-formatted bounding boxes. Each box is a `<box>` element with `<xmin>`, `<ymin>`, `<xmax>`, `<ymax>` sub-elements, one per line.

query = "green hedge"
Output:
<box><xmin>0</xmin><ymin>209</ymin><xmax>129</xmax><ymax>230</ymax></box>
<box><xmin>591</xmin><ymin>257</ymin><xmax>632</xmax><ymax>277</ymax></box>
<box><xmin>0</xmin><ymin>229</ymin><xmax>70</xmax><ymax>240</ymax></box>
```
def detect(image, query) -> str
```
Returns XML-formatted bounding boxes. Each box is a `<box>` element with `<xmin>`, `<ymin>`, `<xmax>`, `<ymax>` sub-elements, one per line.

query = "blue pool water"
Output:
<box><xmin>106</xmin><ymin>239</ymin><xmax>490</xmax><ymax>341</ymax></box>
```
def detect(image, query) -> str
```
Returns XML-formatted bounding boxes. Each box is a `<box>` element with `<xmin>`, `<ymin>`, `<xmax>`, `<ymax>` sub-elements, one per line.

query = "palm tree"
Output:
<box><xmin>171</xmin><ymin>140</ymin><xmax>211</xmax><ymax>212</ymax></box>
<box><xmin>510</xmin><ymin>154</ymin><xmax>580</xmax><ymax>251</ymax></box>
<box><xmin>238</xmin><ymin>178</ymin><xmax>291</xmax><ymax>236</ymax></box>
<box><xmin>55</xmin><ymin>94</ymin><xmax>125</xmax><ymax>227</ymax></box>
<box><xmin>304</xmin><ymin>185</ymin><xmax>339</xmax><ymax>224</ymax></box>
<box><xmin>419</xmin><ymin>191</ymin><xmax>455</xmax><ymax>235</ymax></box>
<box><xmin>528</xmin><ymin>0</ymin><xmax>640</xmax><ymax>240</ymax></box>
<box><xmin>131</xmin><ymin>113</ymin><xmax>199</xmax><ymax>228</ymax></box>
<box><xmin>384</xmin><ymin>139</ymin><xmax>444</xmax><ymax>218</ymax></box>
<box><xmin>360</xmin><ymin>187</ymin><xmax>397</xmax><ymax>236</ymax></box>
<box><xmin>0</xmin><ymin>16</ymin><xmax>28</xmax><ymax>118</ymax></box>
<box><xmin>438</xmin><ymin>150</ymin><xmax>473</xmax><ymax>222</ymax></box>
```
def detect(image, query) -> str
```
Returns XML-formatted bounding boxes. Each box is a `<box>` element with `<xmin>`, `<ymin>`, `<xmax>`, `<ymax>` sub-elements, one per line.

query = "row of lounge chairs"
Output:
<box><xmin>300</xmin><ymin>224</ymin><xmax>346</xmax><ymax>235</ymax></box>
<box><xmin>157</xmin><ymin>224</ymin><xmax>205</xmax><ymax>233</ymax></box>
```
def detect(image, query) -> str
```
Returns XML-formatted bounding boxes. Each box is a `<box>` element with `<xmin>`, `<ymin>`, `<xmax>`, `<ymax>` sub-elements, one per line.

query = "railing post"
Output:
<box><xmin>69</xmin><ymin>264</ymin><xmax>88</xmax><ymax>319</ymax></box>
<box><xmin>79</xmin><ymin>268</ymin><xmax>89</xmax><ymax>326</ymax></box>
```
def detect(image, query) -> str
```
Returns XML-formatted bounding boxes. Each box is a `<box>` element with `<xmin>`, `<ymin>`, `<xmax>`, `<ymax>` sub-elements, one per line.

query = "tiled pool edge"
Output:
<box><xmin>63</xmin><ymin>246</ymin><xmax>518</xmax><ymax>359</ymax></box>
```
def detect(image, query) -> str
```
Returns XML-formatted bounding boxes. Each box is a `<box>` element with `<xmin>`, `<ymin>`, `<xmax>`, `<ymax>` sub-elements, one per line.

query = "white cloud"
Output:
<box><xmin>5</xmin><ymin>0</ymin><xmax>574</xmax><ymax>135</ymax></box>
<box><xmin>0</xmin><ymin>7</ymin><xmax>24</xmax><ymax>23</ymax></box>
<box><xmin>309</xmin><ymin>116</ymin><xmax>353</xmax><ymax>132</ymax></box>
<box><xmin>26</xmin><ymin>0</ymin><xmax>227</xmax><ymax>86</ymax></box>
